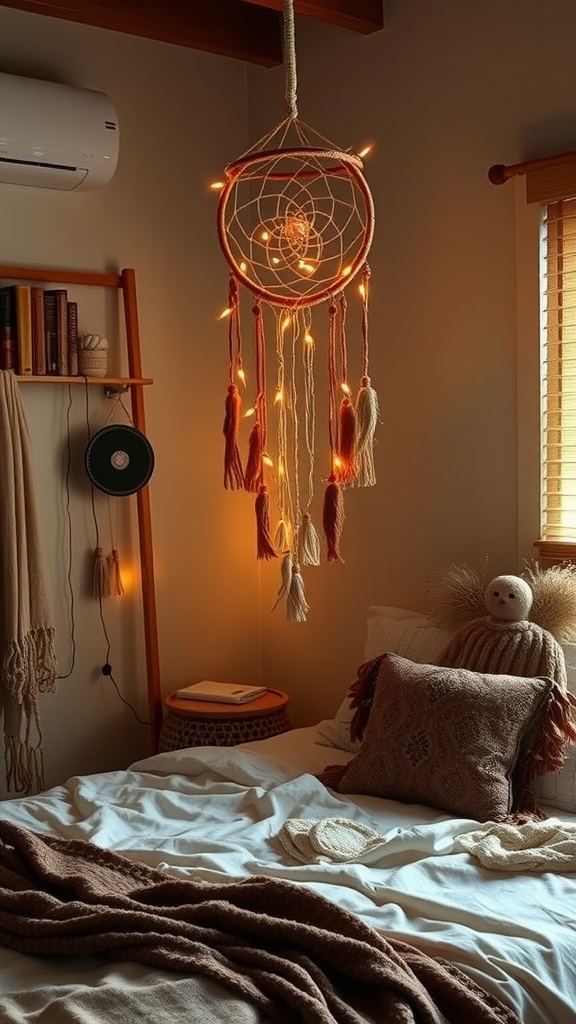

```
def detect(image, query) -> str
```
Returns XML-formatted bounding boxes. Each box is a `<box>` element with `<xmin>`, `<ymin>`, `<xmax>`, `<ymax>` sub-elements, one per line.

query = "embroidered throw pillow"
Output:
<box><xmin>331</xmin><ymin>653</ymin><xmax>555</xmax><ymax>821</ymax></box>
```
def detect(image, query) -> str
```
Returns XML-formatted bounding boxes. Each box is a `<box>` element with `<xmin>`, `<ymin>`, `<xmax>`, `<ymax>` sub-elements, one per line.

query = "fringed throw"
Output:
<box><xmin>0</xmin><ymin>371</ymin><xmax>57</xmax><ymax>795</ymax></box>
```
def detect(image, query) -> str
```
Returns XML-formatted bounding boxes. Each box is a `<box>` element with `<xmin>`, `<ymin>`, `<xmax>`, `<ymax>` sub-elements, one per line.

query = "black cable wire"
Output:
<box><xmin>56</xmin><ymin>379</ymin><xmax>152</xmax><ymax>727</ymax></box>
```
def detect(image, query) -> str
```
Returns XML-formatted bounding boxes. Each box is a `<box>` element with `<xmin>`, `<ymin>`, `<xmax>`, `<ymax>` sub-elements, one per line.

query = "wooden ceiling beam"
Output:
<box><xmin>0</xmin><ymin>0</ymin><xmax>284</xmax><ymax>67</ymax></box>
<box><xmin>239</xmin><ymin>0</ymin><xmax>384</xmax><ymax>35</ymax></box>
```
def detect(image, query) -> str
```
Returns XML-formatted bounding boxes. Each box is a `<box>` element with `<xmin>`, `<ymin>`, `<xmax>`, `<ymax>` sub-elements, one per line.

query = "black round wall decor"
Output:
<box><xmin>85</xmin><ymin>424</ymin><xmax>155</xmax><ymax>496</ymax></box>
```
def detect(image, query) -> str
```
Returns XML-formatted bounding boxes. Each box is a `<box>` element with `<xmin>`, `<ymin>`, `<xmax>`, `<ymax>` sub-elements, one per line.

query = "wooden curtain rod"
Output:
<box><xmin>488</xmin><ymin>149</ymin><xmax>576</xmax><ymax>185</ymax></box>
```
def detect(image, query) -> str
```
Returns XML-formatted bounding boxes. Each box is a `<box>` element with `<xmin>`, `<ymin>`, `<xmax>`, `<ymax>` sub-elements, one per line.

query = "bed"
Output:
<box><xmin>0</xmin><ymin>606</ymin><xmax>575</xmax><ymax>1023</ymax></box>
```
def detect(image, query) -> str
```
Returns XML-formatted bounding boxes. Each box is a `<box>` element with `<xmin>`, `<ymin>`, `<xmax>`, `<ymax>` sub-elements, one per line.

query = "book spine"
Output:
<box><xmin>0</xmin><ymin>286</ymin><xmax>17</xmax><ymax>371</ymax></box>
<box><xmin>31</xmin><ymin>286</ymin><xmax>46</xmax><ymax>375</ymax></box>
<box><xmin>53</xmin><ymin>289</ymin><xmax>69</xmax><ymax>376</ymax></box>
<box><xmin>67</xmin><ymin>300</ymin><xmax>79</xmax><ymax>376</ymax></box>
<box><xmin>15</xmin><ymin>285</ymin><xmax>33</xmax><ymax>376</ymax></box>
<box><xmin>43</xmin><ymin>291</ymin><xmax>58</xmax><ymax>375</ymax></box>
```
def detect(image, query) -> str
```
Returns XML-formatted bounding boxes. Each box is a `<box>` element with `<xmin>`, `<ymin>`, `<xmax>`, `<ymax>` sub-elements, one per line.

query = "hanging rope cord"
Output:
<box><xmin>283</xmin><ymin>0</ymin><xmax>298</xmax><ymax>120</ymax></box>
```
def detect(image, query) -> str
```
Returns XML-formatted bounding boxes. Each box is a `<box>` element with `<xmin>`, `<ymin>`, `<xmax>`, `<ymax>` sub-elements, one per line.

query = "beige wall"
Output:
<box><xmin>1</xmin><ymin>0</ymin><xmax>576</xmax><ymax>797</ymax></box>
<box><xmin>0</xmin><ymin>7</ymin><xmax>262</xmax><ymax>798</ymax></box>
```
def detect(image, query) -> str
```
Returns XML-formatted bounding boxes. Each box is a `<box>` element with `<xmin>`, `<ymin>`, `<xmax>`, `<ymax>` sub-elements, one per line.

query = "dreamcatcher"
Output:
<box><xmin>214</xmin><ymin>0</ymin><xmax>378</xmax><ymax>621</ymax></box>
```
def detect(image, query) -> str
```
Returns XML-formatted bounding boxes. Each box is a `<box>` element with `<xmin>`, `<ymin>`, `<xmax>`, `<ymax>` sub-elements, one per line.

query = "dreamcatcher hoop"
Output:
<box><xmin>217</xmin><ymin>145</ymin><xmax>375</xmax><ymax>309</ymax></box>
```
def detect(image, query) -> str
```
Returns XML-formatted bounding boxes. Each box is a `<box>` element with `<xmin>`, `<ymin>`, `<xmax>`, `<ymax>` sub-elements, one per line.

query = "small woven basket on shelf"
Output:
<box><xmin>78</xmin><ymin>350</ymin><xmax>108</xmax><ymax>377</ymax></box>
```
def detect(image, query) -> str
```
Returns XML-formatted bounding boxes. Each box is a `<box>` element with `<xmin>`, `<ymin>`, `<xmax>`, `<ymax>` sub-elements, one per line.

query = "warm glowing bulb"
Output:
<box><xmin>210</xmin><ymin>181</ymin><xmax>225</xmax><ymax>190</ymax></box>
<box><xmin>281</xmin><ymin>316</ymin><xmax>291</xmax><ymax>332</ymax></box>
<box><xmin>237</xmin><ymin>368</ymin><xmax>246</xmax><ymax>385</ymax></box>
<box><xmin>359</xmin><ymin>282</ymin><xmax>366</xmax><ymax>299</ymax></box>
<box><xmin>244</xmin><ymin>407</ymin><xmax>255</xmax><ymax>418</ymax></box>
<box><xmin>272</xmin><ymin>257</ymin><xmax>281</xmax><ymax>264</ymax></box>
<box><xmin>240</xmin><ymin>261</ymin><xmax>248</xmax><ymax>272</ymax></box>
<box><xmin>340</xmin><ymin>382</ymin><xmax>351</xmax><ymax>396</ymax></box>
<box><xmin>278</xmin><ymin>460</ymin><xmax>285</xmax><ymax>479</ymax></box>
<box><xmin>261</xmin><ymin>230</ymin><xmax>270</xmax><ymax>242</ymax></box>
<box><xmin>341</xmin><ymin>265</ymin><xmax>352</xmax><ymax>277</ymax></box>
<box><xmin>263</xmin><ymin>454</ymin><xmax>274</xmax><ymax>467</ymax></box>
<box><xmin>298</xmin><ymin>260</ymin><xmax>315</xmax><ymax>274</ymax></box>
<box><xmin>304</xmin><ymin>332</ymin><xmax>313</xmax><ymax>345</ymax></box>
<box><xmin>333</xmin><ymin>455</ymin><xmax>342</xmax><ymax>470</ymax></box>
<box><xmin>358</xmin><ymin>144</ymin><xmax>372</xmax><ymax>159</ymax></box>
<box><xmin>274</xmin><ymin>388</ymin><xmax>283</xmax><ymax>404</ymax></box>
<box><xmin>218</xmin><ymin>307</ymin><xmax>232</xmax><ymax>320</ymax></box>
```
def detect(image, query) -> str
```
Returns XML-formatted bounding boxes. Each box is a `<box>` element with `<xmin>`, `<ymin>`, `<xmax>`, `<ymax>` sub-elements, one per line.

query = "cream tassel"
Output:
<box><xmin>287</xmin><ymin>561</ymin><xmax>309</xmax><ymax>622</ymax></box>
<box><xmin>108</xmin><ymin>548</ymin><xmax>124</xmax><ymax>596</ymax></box>
<box><xmin>274</xmin><ymin>517</ymin><xmax>291</xmax><ymax>553</ymax></box>
<box><xmin>299</xmin><ymin>513</ymin><xmax>321</xmax><ymax>567</ymax></box>
<box><xmin>272</xmin><ymin>551</ymin><xmax>293</xmax><ymax>612</ymax></box>
<box><xmin>355</xmin><ymin>375</ymin><xmax>379</xmax><ymax>487</ymax></box>
<box><xmin>93</xmin><ymin>546</ymin><xmax>110</xmax><ymax>598</ymax></box>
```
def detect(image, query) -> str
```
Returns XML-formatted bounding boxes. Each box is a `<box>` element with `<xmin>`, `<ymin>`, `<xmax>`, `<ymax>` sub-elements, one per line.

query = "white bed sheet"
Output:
<box><xmin>0</xmin><ymin>726</ymin><xmax>575</xmax><ymax>1024</ymax></box>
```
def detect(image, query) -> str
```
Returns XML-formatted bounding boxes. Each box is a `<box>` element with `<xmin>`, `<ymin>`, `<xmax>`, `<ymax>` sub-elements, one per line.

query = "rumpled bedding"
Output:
<box><xmin>0</xmin><ymin>728</ymin><xmax>573</xmax><ymax>1024</ymax></box>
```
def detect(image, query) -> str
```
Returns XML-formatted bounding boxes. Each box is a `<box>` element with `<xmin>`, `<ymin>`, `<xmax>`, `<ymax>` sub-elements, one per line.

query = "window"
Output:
<box><xmin>540</xmin><ymin>197</ymin><xmax>576</xmax><ymax>545</ymax></box>
<box><xmin>495</xmin><ymin>148</ymin><xmax>576</xmax><ymax>559</ymax></box>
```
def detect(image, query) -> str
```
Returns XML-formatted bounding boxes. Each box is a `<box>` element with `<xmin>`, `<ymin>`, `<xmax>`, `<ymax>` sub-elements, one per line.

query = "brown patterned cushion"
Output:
<box><xmin>334</xmin><ymin>653</ymin><xmax>554</xmax><ymax>821</ymax></box>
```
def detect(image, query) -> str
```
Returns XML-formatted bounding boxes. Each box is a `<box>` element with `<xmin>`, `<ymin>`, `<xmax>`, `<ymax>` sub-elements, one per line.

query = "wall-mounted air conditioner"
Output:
<box><xmin>0</xmin><ymin>72</ymin><xmax>119</xmax><ymax>191</ymax></box>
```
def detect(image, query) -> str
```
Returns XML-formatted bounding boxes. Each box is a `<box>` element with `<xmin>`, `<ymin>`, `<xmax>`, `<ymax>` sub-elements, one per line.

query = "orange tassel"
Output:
<box><xmin>255</xmin><ymin>485</ymin><xmax>277</xmax><ymax>560</ymax></box>
<box><xmin>512</xmin><ymin>685</ymin><xmax>576</xmax><ymax>819</ymax></box>
<box><xmin>223</xmin><ymin>383</ymin><xmax>244</xmax><ymax>490</ymax></box>
<box><xmin>322</xmin><ymin>474</ymin><xmax>345</xmax><ymax>563</ymax></box>
<box><xmin>336</xmin><ymin>395</ymin><xmax>357</xmax><ymax>484</ymax></box>
<box><xmin>244</xmin><ymin>421</ymin><xmax>263</xmax><ymax>492</ymax></box>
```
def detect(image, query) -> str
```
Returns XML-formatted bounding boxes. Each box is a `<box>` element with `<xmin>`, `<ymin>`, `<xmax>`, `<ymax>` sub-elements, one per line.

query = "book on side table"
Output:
<box><xmin>175</xmin><ymin>681</ymin><xmax>267</xmax><ymax>705</ymax></box>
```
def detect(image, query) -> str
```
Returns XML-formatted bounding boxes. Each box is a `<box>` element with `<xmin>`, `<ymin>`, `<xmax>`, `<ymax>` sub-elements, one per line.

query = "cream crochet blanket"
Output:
<box><xmin>0</xmin><ymin>371</ymin><xmax>57</xmax><ymax>794</ymax></box>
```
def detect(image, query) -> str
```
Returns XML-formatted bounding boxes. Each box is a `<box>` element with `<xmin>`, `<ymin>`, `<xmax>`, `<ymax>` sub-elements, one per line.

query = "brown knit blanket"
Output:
<box><xmin>0</xmin><ymin>820</ymin><xmax>520</xmax><ymax>1024</ymax></box>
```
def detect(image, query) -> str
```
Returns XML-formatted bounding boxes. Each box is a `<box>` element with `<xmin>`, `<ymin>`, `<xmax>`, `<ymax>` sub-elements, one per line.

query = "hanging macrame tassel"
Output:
<box><xmin>255</xmin><ymin>485</ymin><xmax>277</xmax><ymax>560</ymax></box>
<box><xmin>274</xmin><ymin>517</ymin><xmax>291</xmax><ymax>553</ymax></box>
<box><xmin>287</xmin><ymin>561</ymin><xmax>309</xmax><ymax>622</ymax></box>
<box><xmin>323</xmin><ymin>474</ymin><xmax>345</xmax><ymax>563</ymax></box>
<box><xmin>299</xmin><ymin>512</ymin><xmax>321</xmax><ymax>566</ymax></box>
<box><xmin>272</xmin><ymin>551</ymin><xmax>293</xmax><ymax>611</ymax></box>
<box><xmin>223</xmin><ymin>383</ymin><xmax>244</xmax><ymax>489</ymax></box>
<box><xmin>107</xmin><ymin>548</ymin><xmax>124</xmax><ymax>596</ymax></box>
<box><xmin>355</xmin><ymin>375</ymin><xmax>379</xmax><ymax>487</ymax></box>
<box><xmin>337</xmin><ymin>393</ymin><xmax>357</xmax><ymax>484</ymax></box>
<box><xmin>244</xmin><ymin>420</ymin><xmax>263</xmax><ymax>492</ymax></box>
<box><xmin>93</xmin><ymin>546</ymin><xmax>110</xmax><ymax>598</ymax></box>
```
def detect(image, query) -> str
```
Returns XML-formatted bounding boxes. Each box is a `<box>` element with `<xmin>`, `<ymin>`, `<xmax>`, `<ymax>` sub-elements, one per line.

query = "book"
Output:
<box><xmin>31</xmin><ymin>286</ymin><xmax>46</xmax><ymax>375</ymax></box>
<box><xmin>67</xmin><ymin>300</ymin><xmax>79</xmax><ymax>376</ymax></box>
<box><xmin>14</xmin><ymin>284</ymin><xmax>33</xmax><ymax>376</ymax></box>
<box><xmin>175</xmin><ymin>681</ymin><xmax>267</xmax><ymax>704</ymax></box>
<box><xmin>43</xmin><ymin>290</ymin><xmax>58</xmax><ymax>374</ymax></box>
<box><xmin>45</xmin><ymin>288</ymin><xmax>68</xmax><ymax>376</ymax></box>
<box><xmin>0</xmin><ymin>285</ymin><xmax>17</xmax><ymax>371</ymax></box>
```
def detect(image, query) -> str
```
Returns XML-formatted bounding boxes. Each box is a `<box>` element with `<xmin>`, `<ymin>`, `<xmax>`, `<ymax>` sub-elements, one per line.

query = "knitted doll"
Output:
<box><xmin>435</xmin><ymin>572</ymin><xmax>568</xmax><ymax>691</ymax></box>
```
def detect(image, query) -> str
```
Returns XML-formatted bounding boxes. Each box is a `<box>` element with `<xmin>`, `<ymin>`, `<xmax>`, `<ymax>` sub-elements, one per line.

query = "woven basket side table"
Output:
<box><xmin>159</xmin><ymin>688</ymin><xmax>290</xmax><ymax>752</ymax></box>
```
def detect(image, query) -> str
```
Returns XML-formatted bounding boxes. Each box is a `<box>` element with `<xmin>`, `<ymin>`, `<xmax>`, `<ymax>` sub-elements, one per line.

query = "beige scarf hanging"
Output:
<box><xmin>0</xmin><ymin>371</ymin><xmax>57</xmax><ymax>794</ymax></box>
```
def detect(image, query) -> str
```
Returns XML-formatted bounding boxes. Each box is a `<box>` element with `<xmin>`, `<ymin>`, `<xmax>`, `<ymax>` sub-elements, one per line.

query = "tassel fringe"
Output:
<box><xmin>255</xmin><ymin>486</ymin><xmax>277</xmax><ymax>560</ymax></box>
<box><xmin>355</xmin><ymin>377</ymin><xmax>379</xmax><ymax>487</ymax></box>
<box><xmin>336</xmin><ymin>396</ymin><xmax>357</xmax><ymax>484</ymax></box>
<box><xmin>244</xmin><ymin>421</ymin><xmax>263</xmax><ymax>492</ymax></box>
<box><xmin>287</xmin><ymin>562</ymin><xmax>309</xmax><ymax>622</ymax></box>
<box><xmin>94</xmin><ymin>547</ymin><xmax>110</xmax><ymax>598</ymax></box>
<box><xmin>108</xmin><ymin>549</ymin><xmax>124</xmax><ymax>596</ymax></box>
<box><xmin>299</xmin><ymin>514</ymin><xmax>321</xmax><ymax>567</ymax></box>
<box><xmin>323</xmin><ymin>475</ymin><xmax>345</xmax><ymax>563</ymax></box>
<box><xmin>223</xmin><ymin>383</ymin><xmax>244</xmax><ymax>490</ymax></box>
<box><xmin>512</xmin><ymin>685</ymin><xmax>576</xmax><ymax>820</ymax></box>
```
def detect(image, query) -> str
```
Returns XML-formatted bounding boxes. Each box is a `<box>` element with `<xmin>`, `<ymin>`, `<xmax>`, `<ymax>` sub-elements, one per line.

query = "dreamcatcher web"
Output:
<box><xmin>214</xmin><ymin>0</ymin><xmax>378</xmax><ymax>622</ymax></box>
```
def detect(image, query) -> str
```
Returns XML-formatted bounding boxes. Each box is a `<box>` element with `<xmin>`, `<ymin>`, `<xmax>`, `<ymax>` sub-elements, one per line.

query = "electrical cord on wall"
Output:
<box><xmin>56</xmin><ymin>380</ymin><xmax>153</xmax><ymax>726</ymax></box>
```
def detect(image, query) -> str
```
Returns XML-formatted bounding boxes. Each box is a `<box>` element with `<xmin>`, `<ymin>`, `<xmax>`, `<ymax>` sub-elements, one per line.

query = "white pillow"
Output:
<box><xmin>530</xmin><ymin>744</ymin><xmax>576</xmax><ymax>813</ymax></box>
<box><xmin>315</xmin><ymin>607</ymin><xmax>454</xmax><ymax>752</ymax></box>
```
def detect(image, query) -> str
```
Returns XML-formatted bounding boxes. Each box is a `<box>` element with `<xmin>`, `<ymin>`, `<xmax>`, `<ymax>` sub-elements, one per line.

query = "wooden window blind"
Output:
<box><xmin>491</xmin><ymin>149</ymin><xmax>576</xmax><ymax>559</ymax></box>
<box><xmin>540</xmin><ymin>197</ymin><xmax>576</xmax><ymax>545</ymax></box>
